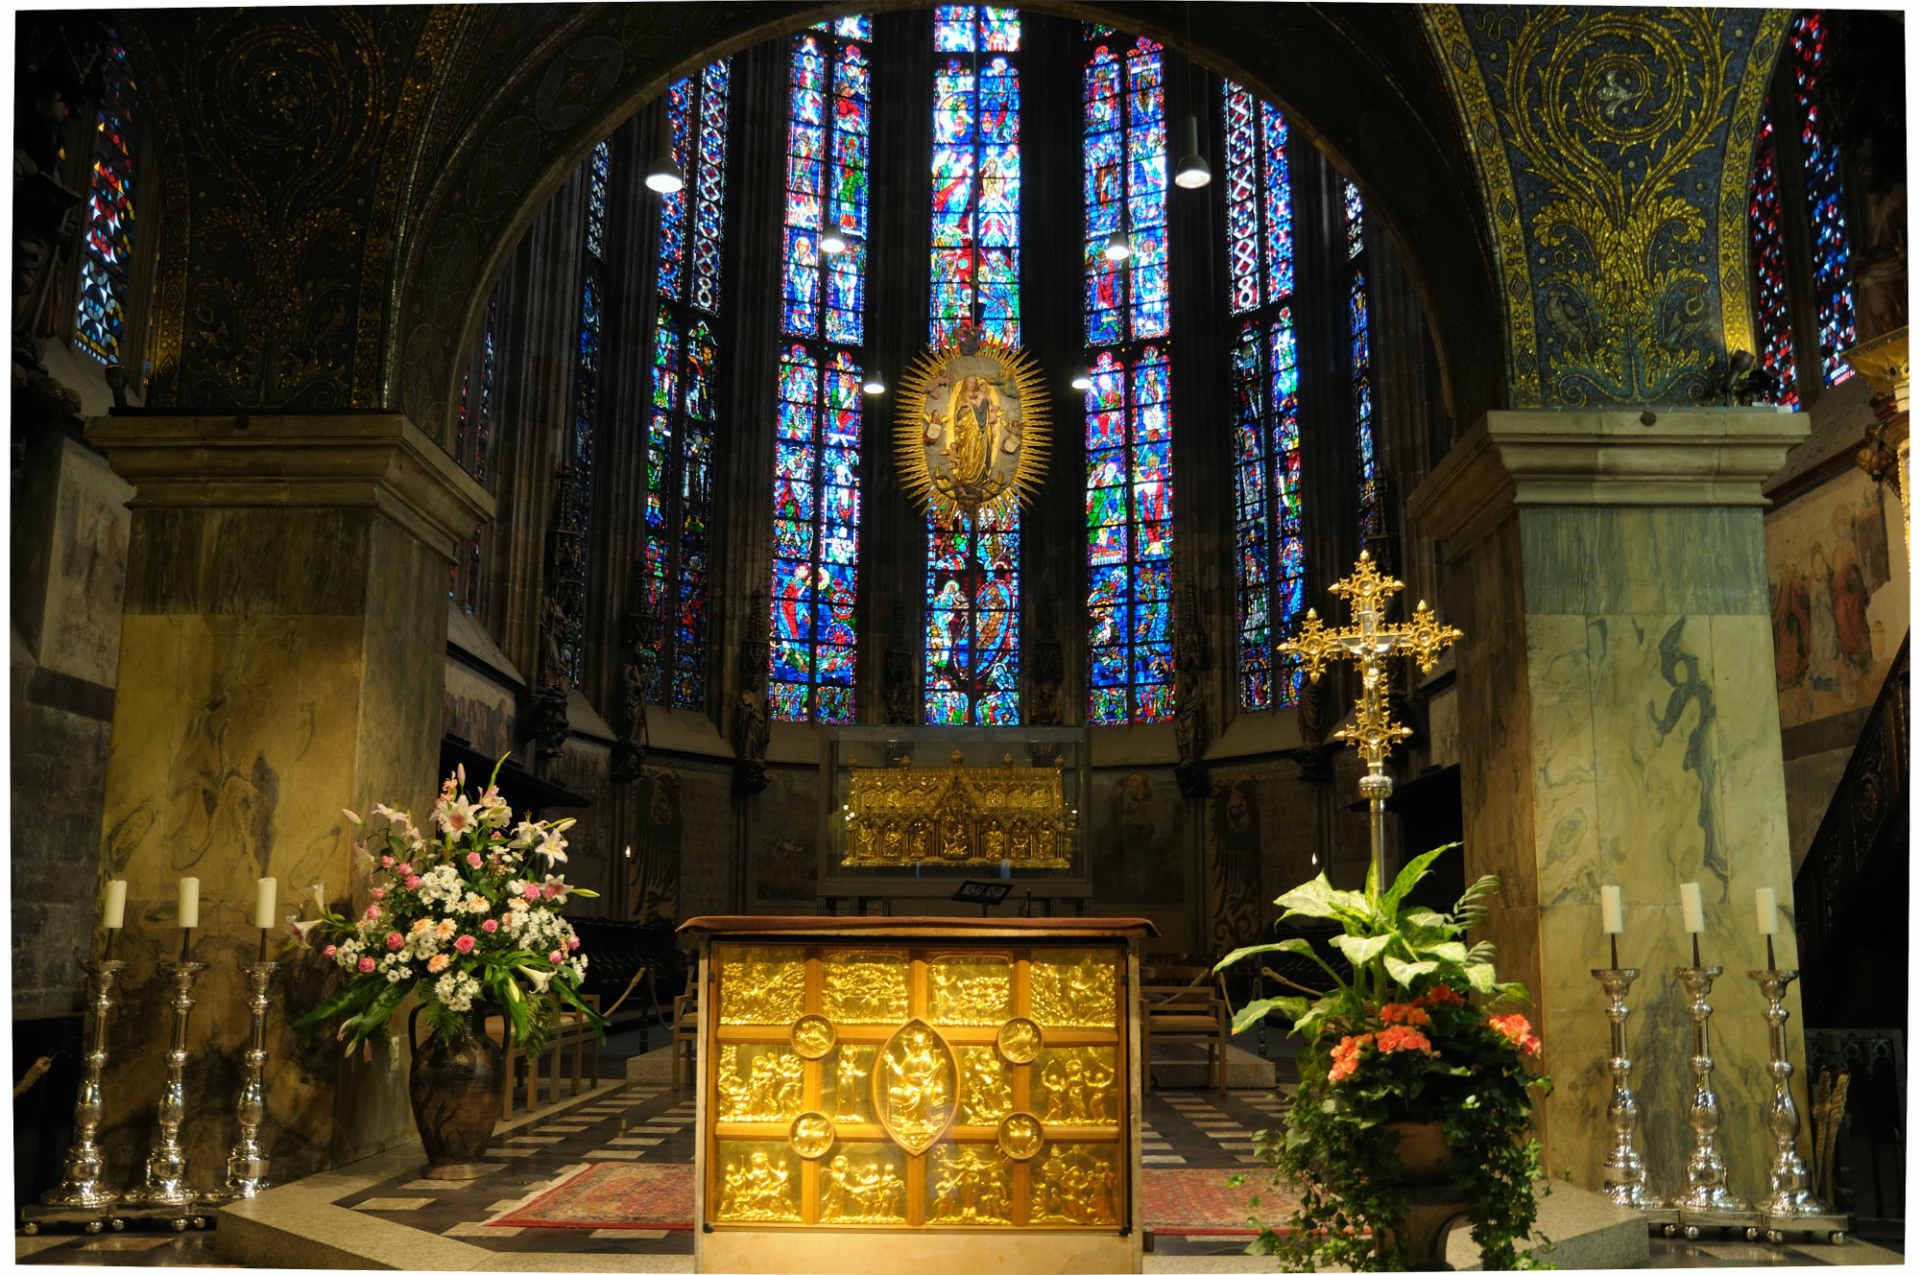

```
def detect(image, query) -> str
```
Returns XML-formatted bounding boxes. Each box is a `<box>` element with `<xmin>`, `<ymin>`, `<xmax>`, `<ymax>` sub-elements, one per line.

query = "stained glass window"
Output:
<box><xmin>925</xmin><ymin>7</ymin><xmax>1023</xmax><ymax>726</ymax></box>
<box><xmin>450</xmin><ymin>286</ymin><xmax>501</xmax><ymax>613</ymax></box>
<box><xmin>73</xmin><ymin>38</ymin><xmax>137</xmax><ymax>365</ymax></box>
<box><xmin>555</xmin><ymin>139</ymin><xmax>613</xmax><ymax>689</ymax></box>
<box><xmin>1748</xmin><ymin>110</ymin><xmax>1799</xmax><ymax>408</ymax></box>
<box><xmin>1222</xmin><ymin>80</ymin><xmax>1305</xmax><ymax>711</ymax></box>
<box><xmin>1082</xmin><ymin>34</ymin><xmax>1173</xmax><ymax>725</ymax></box>
<box><xmin>772</xmin><ymin>22</ymin><xmax>871</xmax><ymax>723</ymax></box>
<box><xmin>1790</xmin><ymin>11</ymin><xmax>1857</xmax><ymax>385</ymax></box>
<box><xmin>645</xmin><ymin>60</ymin><xmax>732</xmax><ymax>709</ymax></box>
<box><xmin>1343</xmin><ymin>178</ymin><xmax>1382</xmax><ymax>543</ymax></box>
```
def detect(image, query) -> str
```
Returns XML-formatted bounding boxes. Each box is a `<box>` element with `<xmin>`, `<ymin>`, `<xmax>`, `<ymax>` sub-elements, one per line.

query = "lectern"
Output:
<box><xmin>678</xmin><ymin>915</ymin><xmax>1155</xmax><ymax>1274</ymax></box>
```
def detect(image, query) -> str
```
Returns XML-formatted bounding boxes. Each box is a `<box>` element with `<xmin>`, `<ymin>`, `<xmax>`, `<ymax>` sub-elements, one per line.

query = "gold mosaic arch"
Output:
<box><xmin>1715</xmin><ymin>10</ymin><xmax>1793</xmax><ymax>362</ymax></box>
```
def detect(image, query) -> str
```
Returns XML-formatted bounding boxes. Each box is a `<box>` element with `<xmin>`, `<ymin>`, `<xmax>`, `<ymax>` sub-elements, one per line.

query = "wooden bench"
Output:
<box><xmin>672</xmin><ymin>967</ymin><xmax>700</xmax><ymax>1089</ymax></box>
<box><xmin>1140</xmin><ymin>961</ymin><xmax>1230</xmax><ymax>1094</ymax></box>
<box><xmin>484</xmin><ymin>994</ymin><xmax>602</xmax><ymax>1117</ymax></box>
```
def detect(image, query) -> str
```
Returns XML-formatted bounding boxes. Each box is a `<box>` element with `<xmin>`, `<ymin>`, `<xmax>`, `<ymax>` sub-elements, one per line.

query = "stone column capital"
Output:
<box><xmin>1407</xmin><ymin>407</ymin><xmax>1809</xmax><ymax>548</ymax></box>
<box><xmin>84</xmin><ymin>413</ymin><xmax>494</xmax><ymax>560</ymax></box>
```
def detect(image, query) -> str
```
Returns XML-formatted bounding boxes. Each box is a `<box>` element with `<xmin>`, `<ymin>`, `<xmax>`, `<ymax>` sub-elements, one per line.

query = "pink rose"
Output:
<box><xmin>568</xmin><ymin>937</ymin><xmax>580</xmax><ymax>951</ymax></box>
<box><xmin>404</xmin><ymin>875</ymin><xmax>422</xmax><ymax>890</ymax></box>
<box><xmin>380</xmin><ymin>855</ymin><xmax>394</xmax><ymax>868</ymax></box>
<box><xmin>454</xmin><ymin>935</ymin><xmax>476</xmax><ymax>954</ymax></box>
<box><xmin>397</xmin><ymin>863</ymin><xmax>413</xmax><ymax>877</ymax></box>
<box><xmin>481</xmin><ymin>919</ymin><xmax>499</xmax><ymax>934</ymax></box>
<box><xmin>369</xmin><ymin>887</ymin><xmax>385</xmax><ymax>901</ymax></box>
<box><xmin>385</xmin><ymin>932</ymin><xmax>405</xmax><ymax>951</ymax></box>
<box><xmin>363</xmin><ymin>904</ymin><xmax>381</xmax><ymax>921</ymax></box>
<box><xmin>549</xmin><ymin>950</ymin><xmax>565</xmax><ymax>965</ymax></box>
<box><xmin>465</xmin><ymin>852</ymin><xmax>482</xmax><ymax>868</ymax></box>
<box><xmin>322</xmin><ymin>944</ymin><xmax>337</xmax><ymax>959</ymax></box>
<box><xmin>356</xmin><ymin>957</ymin><xmax>376</xmax><ymax>974</ymax></box>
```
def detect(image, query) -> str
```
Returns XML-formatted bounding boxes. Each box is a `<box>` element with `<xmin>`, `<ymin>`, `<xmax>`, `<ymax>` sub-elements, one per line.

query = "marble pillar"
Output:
<box><xmin>85</xmin><ymin>414</ymin><xmax>492</xmax><ymax>1188</ymax></box>
<box><xmin>1408</xmin><ymin>408</ymin><xmax>1809</xmax><ymax>1207</ymax></box>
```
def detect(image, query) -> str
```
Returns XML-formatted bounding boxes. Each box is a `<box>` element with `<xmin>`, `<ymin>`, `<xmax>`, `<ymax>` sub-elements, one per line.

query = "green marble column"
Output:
<box><xmin>1409</xmin><ymin>408</ymin><xmax>1808</xmax><ymax>1205</ymax></box>
<box><xmin>86</xmin><ymin>414</ymin><xmax>491</xmax><ymax>1187</ymax></box>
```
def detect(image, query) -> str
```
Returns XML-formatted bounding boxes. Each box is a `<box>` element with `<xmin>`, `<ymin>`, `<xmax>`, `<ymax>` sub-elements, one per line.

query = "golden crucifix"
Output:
<box><xmin>1279</xmin><ymin>551</ymin><xmax>1463</xmax><ymax>886</ymax></box>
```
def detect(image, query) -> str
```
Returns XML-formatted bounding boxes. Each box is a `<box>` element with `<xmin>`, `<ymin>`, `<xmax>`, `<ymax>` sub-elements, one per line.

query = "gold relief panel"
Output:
<box><xmin>872</xmin><ymin>1020</ymin><xmax>958</xmax><ymax>1155</ymax></box>
<box><xmin>716</xmin><ymin>1143</ymin><xmax>803</xmax><ymax>1223</ymax></box>
<box><xmin>929</xmin><ymin>955</ymin><xmax>1013</xmax><ymax>1025</ymax></box>
<box><xmin>996</xmin><ymin>1111</ymin><xmax>1044</xmax><ymax>1162</ymax></box>
<box><xmin>1029</xmin><ymin>950</ymin><xmax>1115</xmax><ymax>1028</ymax></box>
<box><xmin>821</xmin><ymin>951</ymin><xmax>910</xmax><ymax>1023</ymax></box>
<box><xmin>1032</xmin><ymin>1144</ymin><xmax>1121</xmax><ymax>1227</ymax></box>
<box><xmin>717</xmin><ymin>945</ymin><xmax>806</xmax><ymax>1025</ymax></box>
<box><xmin>928</xmin><ymin>1144</ymin><xmax>1015</xmax><ymax>1226</ymax></box>
<box><xmin>715</xmin><ymin>1044</ymin><xmax>805</xmax><ymax>1124</ymax></box>
<box><xmin>1036</xmin><ymin>1047</ymin><xmax>1118</xmax><ymax>1125</ymax></box>
<box><xmin>825</xmin><ymin>1044</ymin><xmax>877</xmax><ymax>1123</ymax></box>
<box><xmin>788</xmin><ymin>1111</ymin><xmax>836</xmax><ymax>1160</ymax></box>
<box><xmin>995</xmin><ymin>1016</ymin><xmax>1043</xmax><ymax>1064</ymax></box>
<box><xmin>820</xmin><ymin>1145</ymin><xmax>910</xmax><ymax>1224</ymax></box>
<box><xmin>791</xmin><ymin>1014</ymin><xmax>836</xmax><ymax>1059</ymax></box>
<box><xmin>956</xmin><ymin>1045</ymin><xmax>1014</xmax><ymax>1125</ymax></box>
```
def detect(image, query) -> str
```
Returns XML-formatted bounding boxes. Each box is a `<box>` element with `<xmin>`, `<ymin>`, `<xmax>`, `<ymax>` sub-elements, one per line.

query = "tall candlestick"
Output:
<box><xmin>1679</xmin><ymin>881</ymin><xmax>1705</xmax><ymax>933</ymax></box>
<box><xmin>177</xmin><ymin>877</ymin><xmax>199</xmax><ymax>929</ymax></box>
<box><xmin>204</xmin><ymin>961</ymin><xmax>279</xmax><ymax>1203</ymax></box>
<box><xmin>38</xmin><ymin>959</ymin><xmax>127</xmax><ymax>1214</ymax></box>
<box><xmin>122</xmin><ymin>958</ymin><xmax>206</xmax><ymax>1210</ymax></box>
<box><xmin>101</xmin><ymin>881</ymin><xmax>127</xmax><ymax>930</ymax></box>
<box><xmin>1749</xmin><ymin>964</ymin><xmax>1846</xmax><ymax>1241</ymax></box>
<box><xmin>1670</xmin><ymin>962</ymin><xmax>1752</xmax><ymax>1226</ymax></box>
<box><xmin>1590</xmin><ymin>965</ymin><xmax>1658</xmax><ymax>1211</ymax></box>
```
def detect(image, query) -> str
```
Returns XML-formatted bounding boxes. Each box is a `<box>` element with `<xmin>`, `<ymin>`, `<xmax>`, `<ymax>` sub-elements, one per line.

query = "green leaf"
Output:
<box><xmin>1330</xmin><ymin>932</ymin><xmax>1392</xmax><ymax>970</ymax></box>
<box><xmin>1231</xmin><ymin>996</ymin><xmax>1306</xmax><ymax>1034</ymax></box>
<box><xmin>1463</xmin><ymin>961</ymin><xmax>1497</xmax><ymax>994</ymax></box>
<box><xmin>1421</xmin><ymin>941</ymin><xmax>1470</xmax><ymax>965</ymax></box>
<box><xmin>1273</xmin><ymin>874</ymin><xmax>1341</xmax><ymax>920</ymax></box>
<box><xmin>1385</xmin><ymin>844</ymin><xmax>1457</xmax><ymax>912</ymax></box>
<box><xmin>1215</xmin><ymin>939</ymin><xmax>1313</xmax><ymax>973</ymax></box>
<box><xmin>1383</xmin><ymin>955</ymin><xmax>1439</xmax><ymax>987</ymax></box>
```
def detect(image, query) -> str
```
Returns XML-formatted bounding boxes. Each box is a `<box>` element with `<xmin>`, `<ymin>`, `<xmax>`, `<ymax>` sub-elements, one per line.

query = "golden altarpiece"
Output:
<box><xmin>679</xmin><ymin>916</ymin><xmax>1154</xmax><ymax>1274</ymax></box>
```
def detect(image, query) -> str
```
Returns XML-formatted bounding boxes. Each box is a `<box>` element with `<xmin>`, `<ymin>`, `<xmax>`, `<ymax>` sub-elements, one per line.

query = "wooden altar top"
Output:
<box><xmin>677</xmin><ymin>915</ymin><xmax>1158</xmax><ymax>939</ymax></box>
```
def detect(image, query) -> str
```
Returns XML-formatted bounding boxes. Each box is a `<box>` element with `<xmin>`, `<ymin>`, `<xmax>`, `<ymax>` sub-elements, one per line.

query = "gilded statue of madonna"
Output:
<box><xmin>896</xmin><ymin>321</ymin><xmax>1049</xmax><ymax>521</ymax></box>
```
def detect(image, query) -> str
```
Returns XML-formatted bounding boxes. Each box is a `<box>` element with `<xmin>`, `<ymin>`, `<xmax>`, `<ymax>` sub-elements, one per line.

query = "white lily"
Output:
<box><xmin>516</xmin><ymin>965</ymin><xmax>556</xmax><ymax>994</ymax></box>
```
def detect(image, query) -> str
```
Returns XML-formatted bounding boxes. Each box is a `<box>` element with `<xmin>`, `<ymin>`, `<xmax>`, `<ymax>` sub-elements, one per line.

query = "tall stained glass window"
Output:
<box><xmin>1082</xmin><ymin>33</ymin><xmax>1174</xmax><ymax>726</ymax></box>
<box><xmin>770</xmin><ymin>20</ymin><xmax>872</xmax><ymax>724</ymax></box>
<box><xmin>451</xmin><ymin>286</ymin><xmax>501</xmax><ymax>613</ymax></box>
<box><xmin>1222</xmin><ymin>80</ymin><xmax>1304</xmax><ymax>711</ymax></box>
<box><xmin>556</xmin><ymin>139</ymin><xmax>612</xmax><ymax>688</ymax></box>
<box><xmin>925</xmin><ymin>6</ymin><xmax>1023</xmax><ymax>726</ymax></box>
<box><xmin>73</xmin><ymin>38</ymin><xmax>137</xmax><ymax>365</ymax></box>
<box><xmin>646</xmin><ymin>59</ymin><xmax>732</xmax><ymax>709</ymax></box>
<box><xmin>1343</xmin><ymin>178</ymin><xmax>1382</xmax><ymax>543</ymax></box>
<box><xmin>1791</xmin><ymin>12</ymin><xmax>1856</xmax><ymax>385</ymax></box>
<box><xmin>1747</xmin><ymin>110</ymin><xmax>1799</xmax><ymax>408</ymax></box>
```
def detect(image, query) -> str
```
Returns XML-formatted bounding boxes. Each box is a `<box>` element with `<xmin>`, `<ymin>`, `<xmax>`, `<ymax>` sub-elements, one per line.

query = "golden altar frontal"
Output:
<box><xmin>679</xmin><ymin>916</ymin><xmax>1155</xmax><ymax>1274</ymax></box>
<box><xmin>842</xmin><ymin>751</ymin><xmax>1074</xmax><ymax>869</ymax></box>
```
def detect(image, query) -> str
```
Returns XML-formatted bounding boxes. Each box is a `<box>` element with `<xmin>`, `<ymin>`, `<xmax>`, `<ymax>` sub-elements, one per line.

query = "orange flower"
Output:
<box><xmin>1379</xmin><ymin>1001</ymin><xmax>1432</xmax><ymax>1028</ymax></box>
<box><xmin>1417</xmin><ymin>985</ymin><xmax>1467</xmax><ymax>1008</ymax></box>
<box><xmin>1375</xmin><ymin>1025</ymin><xmax>1437</xmax><ymax>1056</ymax></box>
<box><xmin>1328</xmin><ymin>1033</ymin><xmax>1372</xmax><ymax>1083</ymax></box>
<box><xmin>1488</xmin><ymin>1012</ymin><xmax>1542</xmax><ymax>1057</ymax></box>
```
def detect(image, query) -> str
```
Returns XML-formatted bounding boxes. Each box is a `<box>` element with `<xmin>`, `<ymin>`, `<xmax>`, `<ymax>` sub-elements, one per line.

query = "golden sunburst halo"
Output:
<box><xmin>894</xmin><ymin>330</ymin><xmax>1051</xmax><ymax>522</ymax></box>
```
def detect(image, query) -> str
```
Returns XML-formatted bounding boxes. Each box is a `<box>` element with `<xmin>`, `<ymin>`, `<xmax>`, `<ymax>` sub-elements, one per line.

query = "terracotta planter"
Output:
<box><xmin>1383</xmin><ymin>1119</ymin><xmax>1455</xmax><ymax>1184</ymax></box>
<box><xmin>407</xmin><ymin>1007</ymin><xmax>503</xmax><ymax>1179</ymax></box>
<box><xmin>1381</xmin><ymin>1120</ymin><xmax>1469</xmax><ymax>1270</ymax></box>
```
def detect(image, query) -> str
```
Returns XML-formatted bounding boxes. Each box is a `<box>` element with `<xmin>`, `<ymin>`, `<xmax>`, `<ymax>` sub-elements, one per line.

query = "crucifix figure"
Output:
<box><xmin>1278</xmin><ymin>551</ymin><xmax>1463</xmax><ymax>886</ymax></box>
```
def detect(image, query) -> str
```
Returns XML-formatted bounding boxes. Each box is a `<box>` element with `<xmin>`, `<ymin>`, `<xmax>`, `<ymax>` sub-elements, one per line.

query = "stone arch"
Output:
<box><xmin>388</xmin><ymin>2</ymin><xmax>1507</xmax><ymax>451</ymax></box>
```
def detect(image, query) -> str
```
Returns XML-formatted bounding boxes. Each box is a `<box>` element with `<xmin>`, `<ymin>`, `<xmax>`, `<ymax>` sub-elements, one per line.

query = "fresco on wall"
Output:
<box><xmin>1769</xmin><ymin>468</ymin><xmax>1897</xmax><ymax>730</ymax></box>
<box><xmin>751</xmin><ymin>767</ymin><xmax>819</xmax><ymax>905</ymax></box>
<box><xmin>1090</xmin><ymin>771</ymin><xmax>1185</xmax><ymax>903</ymax></box>
<box><xmin>626</xmin><ymin>768</ymin><xmax>681</xmax><ymax>924</ymax></box>
<box><xmin>444</xmin><ymin>662</ymin><xmax>516</xmax><ymax>759</ymax></box>
<box><xmin>1205</xmin><ymin>775</ymin><xmax>1264</xmax><ymax>959</ymax></box>
<box><xmin>42</xmin><ymin>449</ymin><xmax>131</xmax><ymax>687</ymax></box>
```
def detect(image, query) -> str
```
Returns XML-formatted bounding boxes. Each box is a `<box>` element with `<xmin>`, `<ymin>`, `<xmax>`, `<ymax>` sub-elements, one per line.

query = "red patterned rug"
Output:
<box><xmin>490</xmin><ymin>1163</ymin><xmax>695</xmax><ymax>1230</ymax></box>
<box><xmin>488</xmin><ymin>1163</ymin><xmax>1291</xmax><ymax>1235</ymax></box>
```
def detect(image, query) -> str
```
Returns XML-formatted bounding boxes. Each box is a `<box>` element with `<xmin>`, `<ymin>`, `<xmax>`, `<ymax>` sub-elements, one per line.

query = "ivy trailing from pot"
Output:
<box><xmin>1215</xmin><ymin>844</ymin><xmax>1552</xmax><ymax>1270</ymax></box>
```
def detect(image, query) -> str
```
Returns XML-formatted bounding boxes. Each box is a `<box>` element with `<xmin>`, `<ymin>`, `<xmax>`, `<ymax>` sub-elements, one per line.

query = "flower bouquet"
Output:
<box><xmin>1215</xmin><ymin>845</ymin><xmax>1551</xmax><ymax>1271</ymax></box>
<box><xmin>291</xmin><ymin>759</ymin><xmax>606</xmax><ymax>1171</ymax></box>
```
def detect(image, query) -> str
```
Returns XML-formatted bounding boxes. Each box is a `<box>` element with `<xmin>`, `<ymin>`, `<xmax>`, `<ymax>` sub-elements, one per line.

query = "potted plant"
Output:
<box><xmin>291</xmin><ymin>759</ymin><xmax>606</xmax><ymax>1177</ymax></box>
<box><xmin>1215</xmin><ymin>846</ymin><xmax>1551</xmax><ymax>1270</ymax></box>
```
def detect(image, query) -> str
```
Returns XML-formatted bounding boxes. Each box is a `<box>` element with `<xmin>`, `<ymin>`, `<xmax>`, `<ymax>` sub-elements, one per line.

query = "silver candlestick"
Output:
<box><xmin>204</xmin><ymin>960</ymin><xmax>278</xmax><ymax>1203</ymax></box>
<box><xmin>1590</xmin><ymin>966</ymin><xmax>1660</xmax><ymax>1211</ymax></box>
<box><xmin>121</xmin><ymin>959</ymin><xmax>207</xmax><ymax>1210</ymax></box>
<box><xmin>1670</xmin><ymin>962</ymin><xmax>1756</xmax><ymax>1236</ymax></box>
<box><xmin>23</xmin><ymin>960</ymin><xmax>128</xmax><ymax>1234</ymax></box>
<box><xmin>1749</xmin><ymin>966</ymin><xmax>1848</xmax><ymax>1243</ymax></box>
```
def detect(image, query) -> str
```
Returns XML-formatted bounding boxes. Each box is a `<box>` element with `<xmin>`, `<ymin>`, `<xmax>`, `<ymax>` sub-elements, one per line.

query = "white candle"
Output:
<box><xmin>1679</xmin><ymin>882</ymin><xmax>1705</xmax><ymax>934</ymax></box>
<box><xmin>101</xmin><ymin>880</ymin><xmax>127</xmax><ymax>930</ymax></box>
<box><xmin>1755</xmin><ymin>887</ymin><xmax>1778</xmax><ymax>935</ymax></box>
<box><xmin>253</xmin><ymin>878</ymin><xmax>278</xmax><ymax>930</ymax></box>
<box><xmin>178</xmin><ymin>877</ymin><xmax>200</xmax><ymax>930</ymax></box>
<box><xmin>1600</xmin><ymin>885</ymin><xmax>1624</xmax><ymax>934</ymax></box>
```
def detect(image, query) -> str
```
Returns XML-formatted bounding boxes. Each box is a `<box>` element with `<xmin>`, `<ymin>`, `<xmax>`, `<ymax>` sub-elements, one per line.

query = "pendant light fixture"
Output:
<box><xmin>862</xmin><ymin>371</ymin><xmax>886</xmax><ymax>396</ymax></box>
<box><xmin>1071</xmin><ymin>370</ymin><xmax>1094</xmax><ymax>392</ymax></box>
<box><xmin>1103</xmin><ymin>225</ymin><xmax>1133</xmax><ymax>262</ymax></box>
<box><xmin>820</xmin><ymin>228</ymin><xmax>848</xmax><ymax>255</ymax></box>
<box><xmin>643</xmin><ymin>109</ymin><xmax>684</xmax><ymax>195</ymax></box>
<box><xmin>1173</xmin><ymin>114</ymin><xmax>1211</xmax><ymax>189</ymax></box>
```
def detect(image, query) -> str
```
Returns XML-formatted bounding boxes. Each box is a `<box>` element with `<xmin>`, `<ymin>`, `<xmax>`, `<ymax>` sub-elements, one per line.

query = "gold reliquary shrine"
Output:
<box><xmin>842</xmin><ymin>750</ymin><xmax>1075</xmax><ymax>870</ymax></box>
<box><xmin>679</xmin><ymin>917</ymin><xmax>1155</xmax><ymax>1274</ymax></box>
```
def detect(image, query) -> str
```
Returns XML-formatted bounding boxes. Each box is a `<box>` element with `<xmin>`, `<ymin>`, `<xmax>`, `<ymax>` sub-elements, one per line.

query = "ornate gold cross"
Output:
<box><xmin>1280</xmin><ymin>551</ymin><xmax>1463</xmax><ymax>882</ymax></box>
